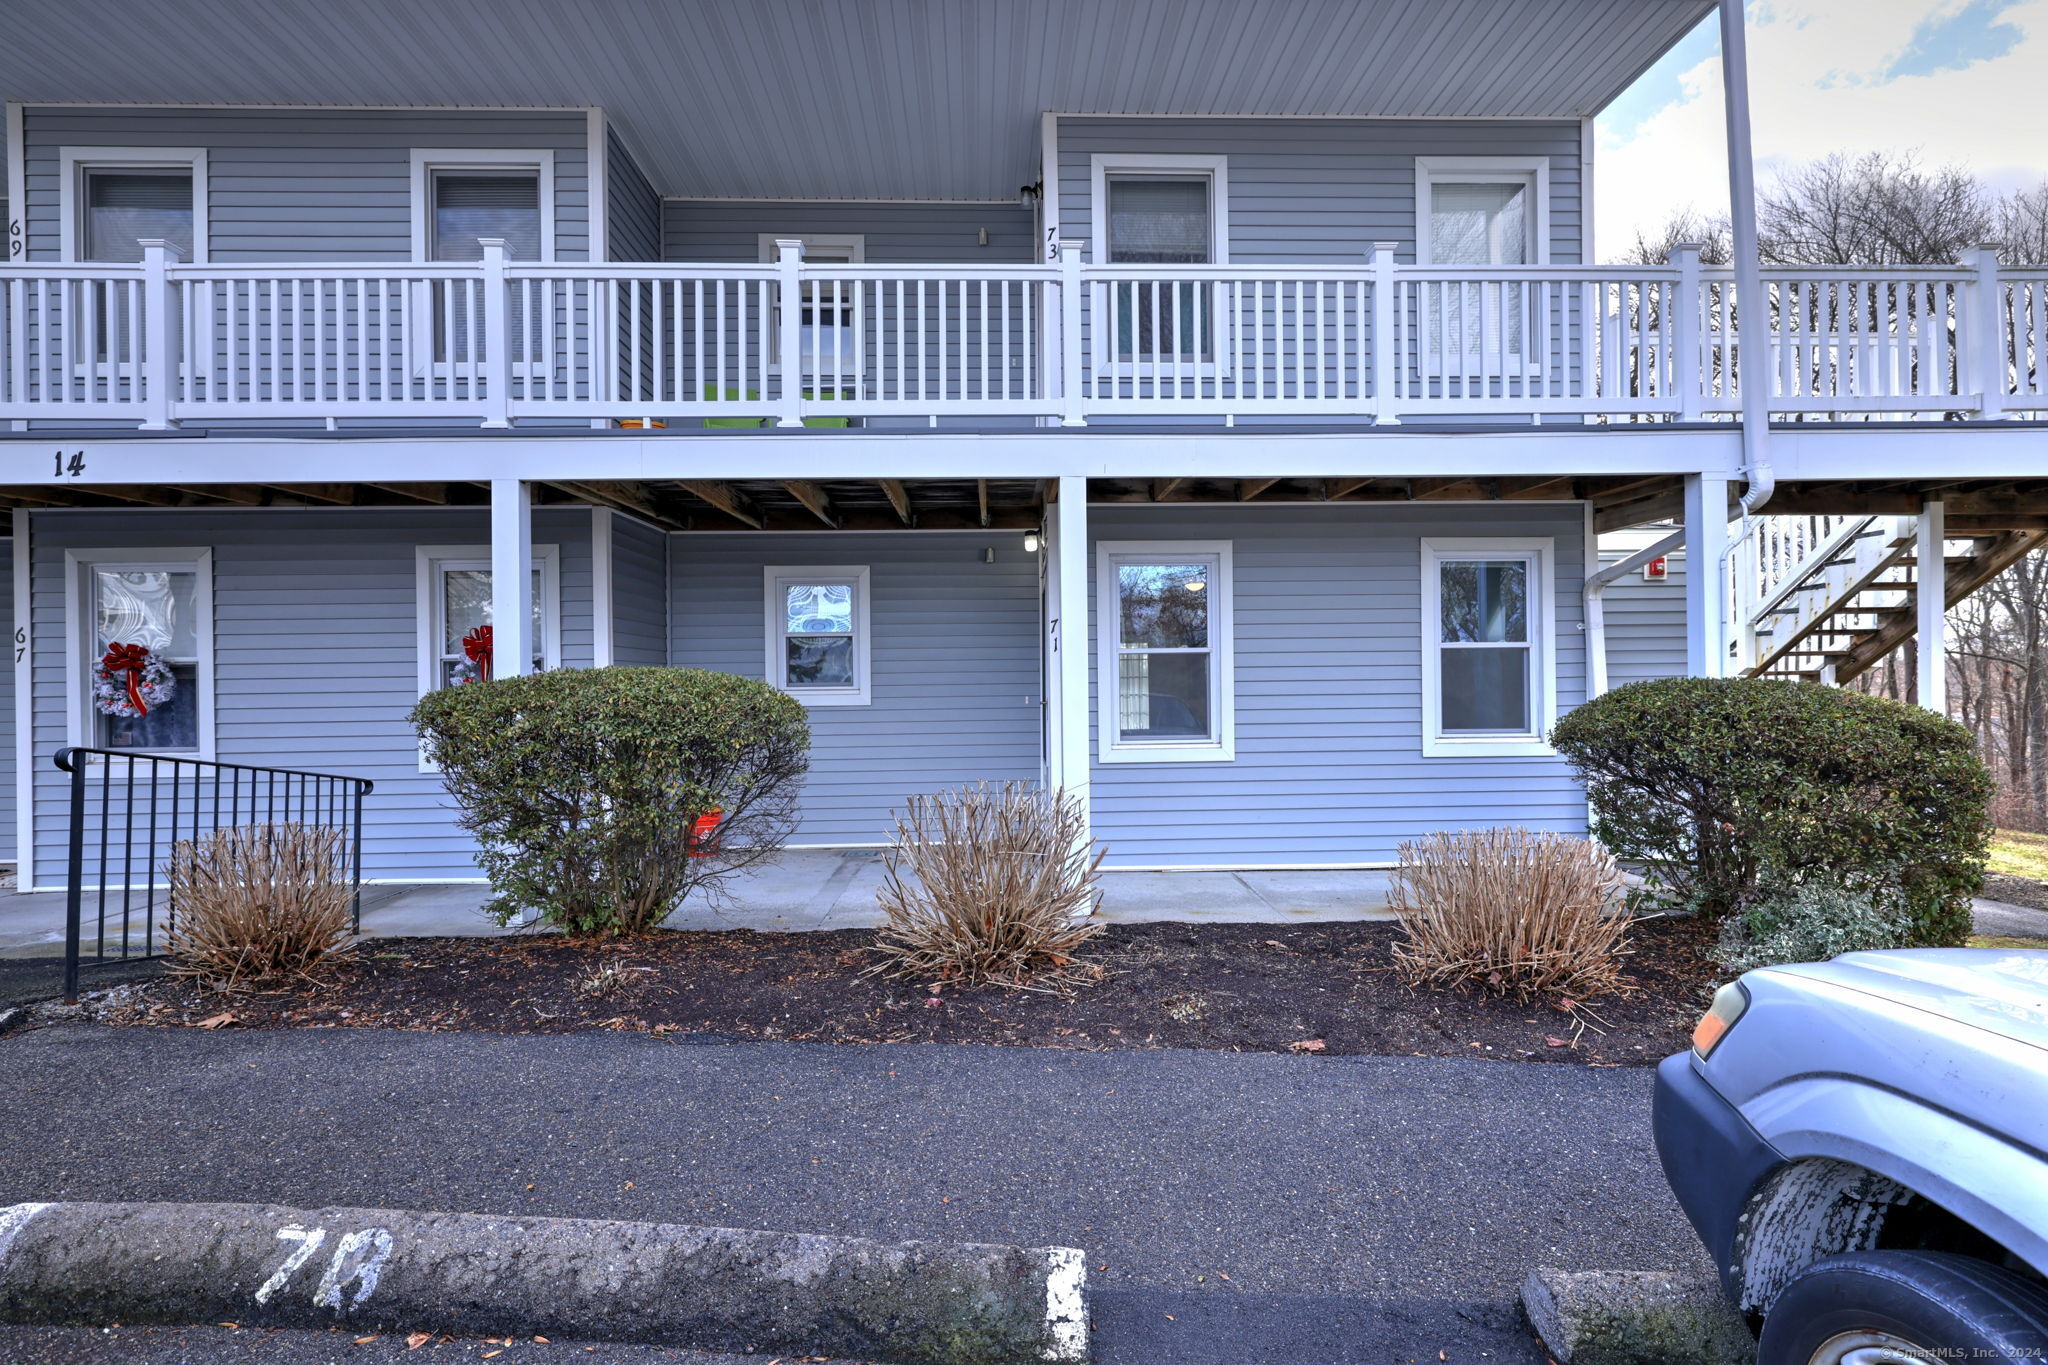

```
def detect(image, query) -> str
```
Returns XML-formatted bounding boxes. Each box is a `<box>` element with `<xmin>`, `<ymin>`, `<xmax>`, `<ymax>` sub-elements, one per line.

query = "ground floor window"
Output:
<box><xmin>765</xmin><ymin>566</ymin><xmax>871</xmax><ymax>705</ymax></box>
<box><xmin>70</xmin><ymin>549</ymin><xmax>212</xmax><ymax>755</ymax></box>
<box><xmin>1097</xmin><ymin>541</ymin><xmax>1234</xmax><ymax>763</ymax></box>
<box><xmin>415</xmin><ymin>546</ymin><xmax>560</xmax><ymax>692</ymax></box>
<box><xmin>1421</xmin><ymin>537</ymin><xmax>1556</xmax><ymax>756</ymax></box>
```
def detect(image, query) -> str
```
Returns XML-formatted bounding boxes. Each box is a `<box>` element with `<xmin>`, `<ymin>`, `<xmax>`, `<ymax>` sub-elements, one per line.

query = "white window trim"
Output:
<box><xmin>1096</xmin><ymin>540</ymin><xmax>1235</xmax><ymax>764</ymax></box>
<box><xmin>765</xmin><ymin>565</ymin><xmax>872</xmax><ymax>707</ymax></box>
<box><xmin>1089</xmin><ymin>154</ymin><xmax>1229</xmax><ymax>266</ymax></box>
<box><xmin>409</xmin><ymin>148</ymin><xmax>557</xmax><ymax>263</ymax></box>
<box><xmin>58</xmin><ymin>147</ymin><xmax>208</xmax><ymax>264</ymax></box>
<box><xmin>1414</xmin><ymin>156</ymin><xmax>1551</xmax><ymax>266</ymax></box>
<box><xmin>1420</xmin><ymin>537</ymin><xmax>1557</xmax><ymax>758</ymax></box>
<box><xmin>64</xmin><ymin>547</ymin><xmax>216</xmax><ymax>760</ymax></box>
<box><xmin>755</xmin><ymin>233</ymin><xmax>866</xmax><ymax>263</ymax></box>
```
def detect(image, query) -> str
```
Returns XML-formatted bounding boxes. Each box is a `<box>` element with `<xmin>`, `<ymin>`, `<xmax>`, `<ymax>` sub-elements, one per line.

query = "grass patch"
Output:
<box><xmin>1968</xmin><ymin>934</ymin><xmax>2048</xmax><ymax>950</ymax></box>
<box><xmin>1989</xmin><ymin>829</ymin><xmax>2048</xmax><ymax>882</ymax></box>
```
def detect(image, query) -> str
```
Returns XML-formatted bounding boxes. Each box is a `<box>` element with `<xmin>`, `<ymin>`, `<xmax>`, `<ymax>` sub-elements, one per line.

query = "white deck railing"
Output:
<box><xmin>3</xmin><ymin>240</ymin><xmax>2043</xmax><ymax>428</ymax></box>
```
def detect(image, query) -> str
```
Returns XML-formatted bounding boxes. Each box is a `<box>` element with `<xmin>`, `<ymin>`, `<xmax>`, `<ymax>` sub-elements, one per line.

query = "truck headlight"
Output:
<box><xmin>1691</xmin><ymin>980</ymin><xmax>1751</xmax><ymax>1060</ymax></box>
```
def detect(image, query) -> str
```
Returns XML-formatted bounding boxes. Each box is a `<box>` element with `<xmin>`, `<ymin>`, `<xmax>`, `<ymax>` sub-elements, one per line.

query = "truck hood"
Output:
<box><xmin>1770</xmin><ymin>949</ymin><xmax>2048</xmax><ymax>1051</ymax></box>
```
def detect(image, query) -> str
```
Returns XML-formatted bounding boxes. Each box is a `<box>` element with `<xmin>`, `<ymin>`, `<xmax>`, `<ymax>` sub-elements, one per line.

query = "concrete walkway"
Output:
<box><xmin>0</xmin><ymin>852</ymin><xmax>1398</xmax><ymax>956</ymax></box>
<box><xmin>6</xmin><ymin>852</ymin><xmax>2046</xmax><ymax>954</ymax></box>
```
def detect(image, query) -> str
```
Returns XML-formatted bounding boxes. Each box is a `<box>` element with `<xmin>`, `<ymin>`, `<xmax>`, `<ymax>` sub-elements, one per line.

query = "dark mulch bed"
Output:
<box><xmin>1984</xmin><ymin>872</ymin><xmax>2048</xmax><ymax>914</ymax></box>
<box><xmin>70</xmin><ymin>916</ymin><xmax>1723</xmax><ymax>1066</ymax></box>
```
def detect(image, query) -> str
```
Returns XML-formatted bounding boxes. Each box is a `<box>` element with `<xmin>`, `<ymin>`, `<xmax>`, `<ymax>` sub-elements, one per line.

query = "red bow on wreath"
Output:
<box><xmin>462</xmin><ymin>625</ymin><xmax>494</xmax><ymax>682</ymax></box>
<box><xmin>100</xmin><ymin>642</ymin><xmax>154</xmax><ymax>717</ymax></box>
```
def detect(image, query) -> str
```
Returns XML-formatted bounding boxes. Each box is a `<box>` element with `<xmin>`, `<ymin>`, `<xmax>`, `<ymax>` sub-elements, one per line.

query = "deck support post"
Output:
<box><xmin>1057</xmin><ymin>242</ymin><xmax>1087</xmax><ymax>427</ymax></box>
<box><xmin>1043</xmin><ymin>476</ymin><xmax>1091</xmax><ymax>851</ymax></box>
<box><xmin>1368</xmin><ymin>242</ymin><xmax>1399</xmax><ymax>424</ymax></box>
<box><xmin>479</xmin><ymin>238</ymin><xmax>512</xmax><ymax>429</ymax></box>
<box><xmin>774</xmin><ymin>239</ymin><xmax>805</xmax><ymax>428</ymax></box>
<box><xmin>1684</xmin><ymin>474</ymin><xmax>1732</xmax><ymax>677</ymax></box>
<box><xmin>138</xmin><ymin>239</ymin><xmax>184</xmax><ymax>431</ymax></box>
<box><xmin>490</xmin><ymin>477</ymin><xmax>534</xmax><ymax>678</ymax></box>
<box><xmin>1916</xmin><ymin>498</ymin><xmax>1948</xmax><ymax>714</ymax></box>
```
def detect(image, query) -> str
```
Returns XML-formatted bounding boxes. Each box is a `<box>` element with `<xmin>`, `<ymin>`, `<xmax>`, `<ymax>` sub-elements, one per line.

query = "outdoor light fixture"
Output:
<box><xmin>1024</xmin><ymin>531</ymin><xmax>1041</xmax><ymax>552</ymax></box>
<box><xmin>984</xmin><ymin>547</ymin><xmax>997</xmax><ymax>563</ymax></box>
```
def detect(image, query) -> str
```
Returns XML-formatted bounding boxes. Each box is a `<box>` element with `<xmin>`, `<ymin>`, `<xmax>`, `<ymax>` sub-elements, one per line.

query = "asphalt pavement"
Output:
<box><xmin>0</xmin><ymin>1024</ymin><xmax>1711</xmax><ymax>1363</ymax></box>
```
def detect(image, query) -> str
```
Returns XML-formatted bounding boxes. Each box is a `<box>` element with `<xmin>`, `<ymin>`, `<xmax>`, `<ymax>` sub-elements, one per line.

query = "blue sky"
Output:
<box><xmin>1594</xmin><ymin>0</ymin><xmax>2048</xmax><ymax>255</ymax></box>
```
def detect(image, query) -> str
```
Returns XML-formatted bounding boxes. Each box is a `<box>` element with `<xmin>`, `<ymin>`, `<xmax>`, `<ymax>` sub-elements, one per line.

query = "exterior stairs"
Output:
<box><xmin>1744</xmin><ymin>514</ymin><xmax>2048</xmax><ymax>684</ymax></box>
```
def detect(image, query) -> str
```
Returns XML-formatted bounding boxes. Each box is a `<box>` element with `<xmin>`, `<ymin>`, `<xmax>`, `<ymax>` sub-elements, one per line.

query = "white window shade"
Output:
<box><xmin>1429</xmin><ymin>181</ymin><xmax>1530</xmax><ymax>266</ymax></box>
<box><xmin>431</xmin><ymin>173</ymin><xmax>541</xmax><ymax>261</ymax></box>
<box><xmin>1107</xmin><ymin>178</ymin><xmax>1211</xmax><ymax>264</ymax></box>
<box><xmin>84</xmin><ymin>172</ymin><xmax>193</xmax><ymax>263</ymax></box>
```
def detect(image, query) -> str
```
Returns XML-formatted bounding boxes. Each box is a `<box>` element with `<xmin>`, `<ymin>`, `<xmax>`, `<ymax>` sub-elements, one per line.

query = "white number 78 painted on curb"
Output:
<box><xmin>254</xmin><ymin>1224</ymin><xmax>394</xmax><ymax>1311</ymax></box>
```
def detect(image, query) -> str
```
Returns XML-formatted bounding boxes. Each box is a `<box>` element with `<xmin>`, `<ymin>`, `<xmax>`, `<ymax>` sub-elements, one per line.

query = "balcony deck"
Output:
<box><xmin>4</xmin><ymin>247</ymin><xmax>2044</xmax><ymax>431</ymax></box>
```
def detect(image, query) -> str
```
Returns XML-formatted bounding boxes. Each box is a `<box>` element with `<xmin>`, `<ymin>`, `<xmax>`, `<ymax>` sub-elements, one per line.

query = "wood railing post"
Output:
<box><xmin>478</xmin><ymin>238</ymin><xmax>512</xmax><ymax>429</ymax></box>
<box><xmin>775</xmin><ymin>238</ymin><xmax>805</xmax><ymax>428</ymax></box>
<box><xmin>1671</xmin><ymin>242</ymin><xmax>1704</xmax><ymax>422</ymax></box>
<box><xmin>1058</xmin><ymin>240</ymin><xmax>1087</xmax><ymax>426</ymax></box>
<box><xmin>1369</xmin><ymin>242</ymin><xmax>1399</xmax><ymax>425</ymax></box>
<box><xmin>1963</xmin><ymin>243</ymin><xmax>2005</xmax><ymax>420</ymax></box>
<box><xmin>138</xmin><ymin>238</ymin><xmax>184</xmax><ymax>430</ymax></box>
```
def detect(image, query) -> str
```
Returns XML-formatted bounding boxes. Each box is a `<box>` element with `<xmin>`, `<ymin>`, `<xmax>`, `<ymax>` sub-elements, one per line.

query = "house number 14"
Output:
<box><xmin>52</xmin><ymin>451</ymin><xmax>85</xmax><ymax>478</ymax></box>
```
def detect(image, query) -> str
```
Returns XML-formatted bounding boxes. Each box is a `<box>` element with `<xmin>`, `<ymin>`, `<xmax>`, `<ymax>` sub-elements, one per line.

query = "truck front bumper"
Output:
<box><xmin>1652</xmin><ymin>1051</ymin><xmax>1787</xmax><ymax>1303</ymax></box>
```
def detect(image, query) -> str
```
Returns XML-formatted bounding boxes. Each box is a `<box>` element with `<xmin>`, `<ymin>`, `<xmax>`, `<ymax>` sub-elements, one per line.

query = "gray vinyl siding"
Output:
<box><xmin>1055</xmin><ymin>117</ymin><xmax>1584</xmax><ymax>264</ymax></box>
<box><xmin>1601</xmin><ymin>544</ymin><xmax>1689</xmax><ymax>689</ymax></box>
<box><xmin>610</xmin><ymin>514</ymin><xmax>669</xmax><ymax>665</ymax></box>
<box><xmin>1088</xmin><ymin>503</ymin><xmax>1589</xmax><ymax>867</ymax></box>
<box><xmin>668</xmin><ymin>533</ymin><xmax>1042</xmax><ymax>843</ymax></box>
<box><xmin>19</xmin><ymin>107</ymin><xmax>593</xmax><ymax>262</ymax></box>
<box><xmin>25</xmin><ymin>508</ymin><xmax>594</xmax><ymax>886</ymax></box>
<box><xmin>0</xmin><ymin>541</ymin><xmax>13</xmax><ymax>863</ymax></box>
<box><xmin>663</xmin><ymin>201</ymin><xmax>1035</xmax><ymax>263</ymax></box>
<box><xmin>607</xmin><ymin>130</ymin><xmax>662</xmax><ymax>263</ymax></box>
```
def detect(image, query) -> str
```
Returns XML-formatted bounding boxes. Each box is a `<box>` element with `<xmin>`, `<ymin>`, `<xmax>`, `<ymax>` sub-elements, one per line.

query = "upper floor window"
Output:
<box><xmin>1415</xmin><ymin>157</ymin><xmax>1549</xmax><ymax>266</ymax></box>
<box><xmin>1092</xmin><ymin>155</ymin><xmax>1228</xmax><ymax>365</ymax></box>
<box><xmin>408</xmin><ymin>149</ymin><xmax>555</xmax><ymax>263</ymax></box>
<box><xmin>430</xmin><ymin>172</ymin><xmax>542</xmax><ymax>261</ymax></box>
<box><xmin>764</xmin><ymin>566</ymin><xmax>871</xmax><ymax>706</ymax></box>
<box><xmin>759</xmin><ymin>235</ymin><xmax>866</xmax><ymax>386</ymax></box>
<box><xmin>1420</xmin><ymin>538</ymin><xmax>1556</xmax><ymax>757</ymax></box>
<box><xmin>60</xmin><ymin>148</ymin><xmax>207</xmax><ymax>263</ymax></box>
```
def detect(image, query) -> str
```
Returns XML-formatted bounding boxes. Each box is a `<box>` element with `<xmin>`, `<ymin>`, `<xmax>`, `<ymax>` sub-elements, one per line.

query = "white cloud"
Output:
<box><xmin>1594</xmin><ymin>0</ymin><xmax>2048</xmax><ymax>259</ymax></box>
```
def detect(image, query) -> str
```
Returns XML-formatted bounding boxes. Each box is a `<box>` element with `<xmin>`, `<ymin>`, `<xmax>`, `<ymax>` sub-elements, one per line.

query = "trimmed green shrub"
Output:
<box><xmin>1549</xmin><ymin>677</ymin><xmax>1990</xmax><ymax>946</ymax></box>
<box><xmin>412</xmin><ymin>667</ymin><xmax>809</xmax><ymax>935</ymax></box>
<box><xmin>1714</xmin><ymin>879</ymin><xmax>1921</xmax><ymax>972</ymax></box>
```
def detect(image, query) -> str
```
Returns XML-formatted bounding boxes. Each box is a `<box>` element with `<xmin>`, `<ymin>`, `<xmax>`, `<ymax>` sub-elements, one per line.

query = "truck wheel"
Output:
<box><xmin>1759</xmin><ymin>1250</ymin><xmax>2048</xmax><ymax>1365</ymax></box>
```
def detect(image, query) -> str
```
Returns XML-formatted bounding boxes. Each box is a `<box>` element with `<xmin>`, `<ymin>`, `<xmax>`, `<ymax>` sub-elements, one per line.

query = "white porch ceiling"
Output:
<box><xmin>3</xmin><ymin>0</ymin><xmax>1714</xmax><ymax>201</ymax></box>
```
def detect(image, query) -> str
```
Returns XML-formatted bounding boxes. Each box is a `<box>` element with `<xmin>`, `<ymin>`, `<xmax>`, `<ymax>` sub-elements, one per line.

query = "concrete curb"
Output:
<box><xmin>1522</xmin><ymin>1268</ymin><xmax>1755</xmax><ymax>1365</ymax></box>
<box><xmin>0</xmin><ymin>1200</ymin><xmax>1087</xmax><ymax>1365</ymax></box>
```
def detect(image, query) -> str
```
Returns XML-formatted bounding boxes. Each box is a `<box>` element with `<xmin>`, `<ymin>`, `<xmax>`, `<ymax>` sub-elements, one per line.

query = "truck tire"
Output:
<box><xmin>1759</xmin><ymin>1250</ymin><xmax>2048</xmax><ymax>1365</ymax></box>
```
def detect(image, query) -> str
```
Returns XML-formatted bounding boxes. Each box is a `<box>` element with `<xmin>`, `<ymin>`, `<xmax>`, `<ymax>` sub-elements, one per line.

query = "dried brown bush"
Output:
<box><xmin>163</xmin><ymin>823</ymin><xmax>356</xmax><ymax>992</ymax></box>
<box><xmin>1388</xmin><ymin>828</ymin><xmax>1632</xmax><ymax>1000</ymax></box>
<box><xmin>867</xmin><ymin>782</ymin><xmax>1106</xmax><ymax>990</ymax></box>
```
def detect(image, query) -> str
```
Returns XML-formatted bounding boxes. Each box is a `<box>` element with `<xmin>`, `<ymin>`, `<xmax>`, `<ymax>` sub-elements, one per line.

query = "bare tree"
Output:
<box><xmin>1999</xmin><ymin>181</ymin><xmax>2048</xmax><ymax>266</ymax></box>
<box><xmin>1757</xmin><ymin>151</ymin><xmax>1994</xmax><ymax>266</ymax></box>
<box><xmin>1617</xmin><ymin>208</ymin><xmax>1732</xmax><ymax>266</ymax></box>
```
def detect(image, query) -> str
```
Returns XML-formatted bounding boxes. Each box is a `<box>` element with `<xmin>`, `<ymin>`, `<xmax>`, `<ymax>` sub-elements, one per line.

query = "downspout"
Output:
<box><xmin>1586</xmin><ymin>530</ymin><xmax>1686</xmax><ymax>696</ymax></box>
<box><xmin>1720</xmin><ymin>0</ymin><xmax>1775</xmax><ymax>524</ymax></box>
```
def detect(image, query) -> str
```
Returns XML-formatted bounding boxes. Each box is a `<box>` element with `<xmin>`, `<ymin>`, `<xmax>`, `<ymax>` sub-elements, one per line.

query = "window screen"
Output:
<box><xmin>1107</xmin><ymin>178</ymin><xmax>1211</xmax><ymax>264</ymax></box>
<box><xmin>84</xmin><ymin>172</ymin><xmax>194</xmax><ymax>263</ymax></box>
<box><xmin>431</xmin><ymin>173</ymin><xmax>541</xmax><ymax>261</ymax></box>
<box><xmin>1429</xmin><ymin>181</ymin><xmax>1529</xmax><ymax>266</ymax></box>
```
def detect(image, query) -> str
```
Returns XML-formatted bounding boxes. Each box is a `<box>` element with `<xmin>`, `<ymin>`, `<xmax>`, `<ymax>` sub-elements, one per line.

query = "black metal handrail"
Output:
<box><xmin>55</xmin><ymin>747</ymin><xmax>374</xmax><ymax>1001</ymax></box>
